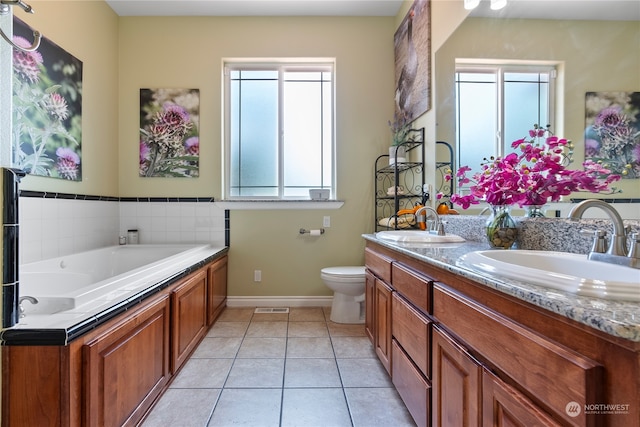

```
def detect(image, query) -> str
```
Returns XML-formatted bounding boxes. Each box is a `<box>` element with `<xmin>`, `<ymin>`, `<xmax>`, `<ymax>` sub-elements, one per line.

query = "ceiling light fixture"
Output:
<box><xmin>490</xmin><ymin>0</ymin><xmax>507</xmax><ymax>10</ymax></box>
<box><xmin>464</xmin><ymin>0</ymin><xmax>480</xmax><ymax>10</ymax></box>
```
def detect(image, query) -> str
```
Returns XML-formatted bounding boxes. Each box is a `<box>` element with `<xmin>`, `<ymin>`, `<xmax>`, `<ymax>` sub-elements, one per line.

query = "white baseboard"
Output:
<box><xmin>226</xmin><ymin>296</ymin><xmax>333</xmax><ymax>308</ymax></box>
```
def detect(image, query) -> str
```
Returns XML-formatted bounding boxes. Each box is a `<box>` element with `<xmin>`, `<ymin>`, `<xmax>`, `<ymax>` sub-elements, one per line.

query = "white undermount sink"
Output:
<box><xmin>458</xmin><ymin>250</ymin><xmax>640</xmax><ymax>301</ymax></box>
<box><xmin>376</xmin><ymin>230</ymin><xmax>465</xmax><ymax>244</ymax></box>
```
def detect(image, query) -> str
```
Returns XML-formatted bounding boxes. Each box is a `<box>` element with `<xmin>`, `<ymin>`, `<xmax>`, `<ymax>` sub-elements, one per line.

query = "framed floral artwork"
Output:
<box><xmin>12</xmin><ymin>17</ymin><xmax>83</xmax><ymax>180</ymax></box>
<box><xmin>139</xmin><ymin>88</ymin><xmax>200</xmax><ymax>178</ymax></box>
<box><xmin>584</xmin><ymin>91</ymin><xmax>640</xmax><ymax>179</ymax></box>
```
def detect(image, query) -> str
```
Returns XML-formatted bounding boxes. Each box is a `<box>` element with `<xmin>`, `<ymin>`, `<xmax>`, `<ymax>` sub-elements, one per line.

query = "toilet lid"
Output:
<box><xmin>321</xmin><ymin>266</ymin><xmax>365</xmax><ymax>279</ymax></box>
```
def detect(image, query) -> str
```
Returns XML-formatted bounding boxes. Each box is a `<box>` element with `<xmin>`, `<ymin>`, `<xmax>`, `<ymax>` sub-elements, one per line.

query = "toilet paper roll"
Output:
<box><xmin>309</xmin><ymin>229</ymin><xmax>322</xmax><ymax>236</ymax></box>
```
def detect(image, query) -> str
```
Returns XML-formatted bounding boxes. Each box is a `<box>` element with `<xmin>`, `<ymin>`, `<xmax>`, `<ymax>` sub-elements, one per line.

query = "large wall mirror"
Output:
<box><xmin>434</xmin><ymin>1</ymin><xmax>639</xmax><ymax>218</ymax></box>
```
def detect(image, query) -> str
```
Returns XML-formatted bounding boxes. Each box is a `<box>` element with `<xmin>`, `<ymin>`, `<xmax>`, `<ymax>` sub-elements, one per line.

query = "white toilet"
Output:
<box><xmin>321</xmin><ymin>266</ymin><xmax>366</xmax><ymax>324</ymax></box>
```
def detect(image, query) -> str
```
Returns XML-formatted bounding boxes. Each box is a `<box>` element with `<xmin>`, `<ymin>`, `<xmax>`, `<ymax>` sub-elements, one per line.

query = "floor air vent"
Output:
<box><xmin>254</xmin><ymin>307</ymin><xmax>290</xmax><ymax>314</ymax></box>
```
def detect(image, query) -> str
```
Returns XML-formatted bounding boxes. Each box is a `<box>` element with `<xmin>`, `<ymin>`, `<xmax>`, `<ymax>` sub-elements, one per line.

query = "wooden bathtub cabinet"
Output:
<box><xmin>2</xmin><ymin>254</ymin><xmax>228</xmax><ymax>427</ymax></box>
<box><xmin>83</xmin><ymin>295</ymin><xmax>171</xmax><ymax>427</ymax></box>
<box><xmin>207</xmin><ymin>255</ymin><xmax>228</xmax><ymax>326</ymax></box>
<box><xmin>172</xmin><ymin>269</ymin><xmax>208</xmax><ymax>373</ymax></box>
<box><xmin>364</xmin><ymin>241</ymin><xmax>640</xmax><ymax>427</ymax></box>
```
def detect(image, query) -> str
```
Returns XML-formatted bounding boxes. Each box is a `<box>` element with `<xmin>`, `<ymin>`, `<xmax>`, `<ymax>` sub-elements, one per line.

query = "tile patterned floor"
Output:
<box><xmin>142</xmin><ymin>307</ymin><xmax>416</xmax><ymax>427</ymax></box>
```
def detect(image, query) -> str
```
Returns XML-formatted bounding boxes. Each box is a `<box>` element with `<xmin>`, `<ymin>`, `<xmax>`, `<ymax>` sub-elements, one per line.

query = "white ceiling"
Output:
<box><xmin>104</xmin><ymin>0</ymin><xmax>640</xmax><ymax>20</ymax></box>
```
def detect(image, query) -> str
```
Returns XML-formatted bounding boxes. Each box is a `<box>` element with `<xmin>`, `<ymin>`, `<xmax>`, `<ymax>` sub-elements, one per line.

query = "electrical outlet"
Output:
<box><xmin>323</xmin><ymin>216</ymin><xmax>331</xmax><ymax>228</ymax></box>
<box><xmin>254</xmin><ymin>270</ymin><xmax>262</xmax><ymax>282</ymax></box>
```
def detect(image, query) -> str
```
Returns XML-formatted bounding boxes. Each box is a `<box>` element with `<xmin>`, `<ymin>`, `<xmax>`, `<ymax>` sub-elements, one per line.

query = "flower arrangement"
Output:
<box><xmin>388</xmin><ymin>112</ymin><xmax>410</xmax><ymax>146</ymax></box>
<box><xmin>448</xmin><ymin>124</ymin><xmax>621</xmax><ymax>209</ymax></box>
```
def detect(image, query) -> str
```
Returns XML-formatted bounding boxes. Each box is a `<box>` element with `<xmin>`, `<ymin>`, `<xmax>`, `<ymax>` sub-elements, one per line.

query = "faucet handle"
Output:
<box><xmin>580</xmin><ymin>229</ymin><xmax>607</xmax><ymax>253</ymax></box>
<box><xmin>627</xmin><ymin>231</ymin><xmax>640</xmax><ymax>259</ymax></box>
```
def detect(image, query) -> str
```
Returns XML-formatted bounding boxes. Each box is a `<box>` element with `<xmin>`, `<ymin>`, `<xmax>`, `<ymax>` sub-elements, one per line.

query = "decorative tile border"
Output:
<box><xmin>19</xmin><ymin>190</ymin><xmax>215</xmax><ymax>203</ymax></box>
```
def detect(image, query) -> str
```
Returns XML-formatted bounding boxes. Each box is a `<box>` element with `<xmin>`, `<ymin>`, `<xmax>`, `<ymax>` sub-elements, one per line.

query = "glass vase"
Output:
<box><xmin>523</xmin><ymin>204</ymin><xmax>547</xmax><ymax>218</ymax></box>
<box><xmin>389</xmin><ymin>145</ymin><xmax>407</xmax><ymax>165</ymax></box>
<box><xmin>486</xmin><ymin>205</ymin><xmax>518</xmax><ymax>249</ymax></box>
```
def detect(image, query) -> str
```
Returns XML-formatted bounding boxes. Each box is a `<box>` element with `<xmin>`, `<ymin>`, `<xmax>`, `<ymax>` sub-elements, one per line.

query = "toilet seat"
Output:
<box><xmin>321</xmin><ymin>266</ymin><xmax>365</xmax><ymax>281</ymax></box>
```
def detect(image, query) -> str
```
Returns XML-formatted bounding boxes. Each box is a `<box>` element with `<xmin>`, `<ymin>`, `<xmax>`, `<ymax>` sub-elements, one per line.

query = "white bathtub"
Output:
<box><xmin>19</xmin><ymin>244</ymin><xmax>225</xmax><ymax>318</ymax></box>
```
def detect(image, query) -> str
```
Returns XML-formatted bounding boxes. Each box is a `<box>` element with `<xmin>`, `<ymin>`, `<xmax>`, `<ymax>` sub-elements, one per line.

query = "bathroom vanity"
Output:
<box><xmin>364</xmin><ymin>236</ymin><xmax>639</xmax><ymax>427</ymax></box>
<box><xmin>2</xmin><ymin>252</ymin><xmax>228</xmax><ymax>427</ymax></box>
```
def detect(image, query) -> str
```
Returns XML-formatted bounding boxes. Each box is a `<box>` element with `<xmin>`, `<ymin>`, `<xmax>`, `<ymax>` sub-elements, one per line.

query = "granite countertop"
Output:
<box><xmin>363</xmin><ymin>233</ymin><xmax>640</xmax><ymax>342</ymax></box>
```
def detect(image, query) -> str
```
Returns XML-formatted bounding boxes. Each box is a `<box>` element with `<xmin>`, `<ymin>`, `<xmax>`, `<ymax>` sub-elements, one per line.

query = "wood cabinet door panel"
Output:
<box><xmin>2</xmin><ymin>346</ymin><xmax>65</xmax><ymax>427</ymax></box>
<box><xmin>207</xmin><ymin>255</ymin><xmax>228</xmax><ymax>325</ymax></box>
<box><xmin>392</xmin><ymin>262</ymin><xmax>433</xmax><ymax>314</ymax></box>
<box><xmin>392</xmin><ymin>339</ymin><xmax>430</xmax><ymax>427</ymax></box>
<box><xmin>365</xmin><ymin>247</ymin><xmax>392</xmax><ymax>283</ymax></box>
<box><xmin>83</xmin><ymin>295</ymin><xmax>171</xmax><ymax>427</ymax></box>
<box><xmin>375</xmin><ymin>279</ymin><xmax>393</xmax><ymax>374</ymax></box>
<box><xmin>483</xmin><ymin>368</ymin><xmax>562</xmax><ymax>427</ymax></box>
<box><xmin>432</xmin><ymin>326</ymin><xmax>482</xmax><ymax>427</ymax></box>
<box><xmin>172</xmin><ymin>269</ymin><xmax>208</xmax><ymax>372</ymax></box>
<box><xmin>433</xmin><ymin>284</ymin><xmax>602</xmax><ymax>426</ymax></box>
<box><xmin>365</xmin><ymin>269</ymin><xmax>375</xmax><ymax>343</ymax></box>
<box><xmin>392</xmin><ymin>292</ymin><xmax>431</xmax><ymax>377</ymax></box>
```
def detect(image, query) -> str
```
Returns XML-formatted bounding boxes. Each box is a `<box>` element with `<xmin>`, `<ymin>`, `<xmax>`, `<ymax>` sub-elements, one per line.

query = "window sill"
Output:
<box><xmin>214</xmin><ymin>200</ymin><xmax>344</xmax><ymax>210</ymax></box>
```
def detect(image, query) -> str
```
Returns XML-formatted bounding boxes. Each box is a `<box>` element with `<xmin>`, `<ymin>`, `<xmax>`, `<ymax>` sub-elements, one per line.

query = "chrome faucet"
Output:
<box><xmin>19</xmin><ymin>295</ymin><xmax>38</xmax><ymax>318</ymax></box>
<box><xmin>568</xmin><ymin>199</ymin><xmax>638</xmax><ymax>269</ymax></box>
<box><xmin>415</xmin><ymin>206</ymin><xmax>445</xmax><ymax>235</ymax></box>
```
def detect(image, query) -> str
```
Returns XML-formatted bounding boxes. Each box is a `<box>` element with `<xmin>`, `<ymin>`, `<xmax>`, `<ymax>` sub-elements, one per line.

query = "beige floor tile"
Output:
<box><xmin>287</xmin><ymin>321</ymin><xmax>329</xmax><ymax>337</ymax></box>
<box><xmin>206</xmin><ymin>321</ymin><xmax>249</xmax><ymax>337</ymax></box>
<box><xmin>170</xmin><ymin>358</ymin><xmax>233</xmax><ymax>389</ymax></box>
<box><xmin>288</xmin><ymin>307</ymin><xmax>326</xmax><ymax>321</ymax></box>
<box><xmin>332</xmin><ymin>336</ymin><xmax>376</xmax><ymax>358</ymax></box>
<box><xmin>208</xmin><ymin>388</ymin><xmax>282</xmax><ymax>427</ymax></box>
<box><xmin>146</xmin><ymin>306</ymin><xmax>413</xmax><ymax>426</ymax></box>
<box><xmin>337</xmin><ymin>358</ymin><xmax>393</xmax><ymax>388</ymax></box>
<box><xmin>281</xmin><ymin>388</ymin><xmax>352</xmax><ymax>427</ymax></box>
<box><xmin>225</xmin><ymin>358</ymin><xmax>284</xmax><ymax>388</ymax></box>
<box><xmin>327</xmin><ymin>321</ymin><xmax>367</xmax><ymax>337</ymax></box>
<box><xmin>141</xmin><ymin>388</ymin><xmax>220</xmax><ymax>427</ymax></box>
<box><xmin>344</xmin><ymin>387</ymin><xmax>416</xmax><ymax>427</ymax></box>
<box><xmin>246</xmin><ymin>321</ymin><xmax>288</xmax><ymax>337</ymax></box>
<box><xmin>284</xmin><ymin>358</ymin><xmax>342</xmax><ymax>388</ymax></box>
<box><xmin>192</xmin><ymin>337</ymin><xmax>242</xmax><ymax>358</ymax></box>
<box><xmin>286</xmin><ymin>337</ymin><xmax>334</xmax><ymax>358</ymax></box>
<box><xmin>217</xmin><ymin>307</ymin><xmax>255</xmax><ymax>322</ymax></box>
<box><xmin>322</xmin><ymin>306</ymin><xmax>332</xmax><ymax>318</ymax></box>
<box><xmin>237</xmin><ymin>337</ymin><xmax>287</xmax><ymax>358</ymax></box>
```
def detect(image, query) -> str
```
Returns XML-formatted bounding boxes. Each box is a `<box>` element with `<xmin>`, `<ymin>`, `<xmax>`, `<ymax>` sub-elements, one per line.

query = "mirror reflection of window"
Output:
<box><xmin>455</xmin><ymin>64</ymin><xmax>557</xmax><ymax>188</ymax></box>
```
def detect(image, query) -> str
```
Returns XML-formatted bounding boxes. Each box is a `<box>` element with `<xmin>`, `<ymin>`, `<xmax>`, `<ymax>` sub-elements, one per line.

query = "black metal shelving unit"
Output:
<box><xmin>435</xmin><ymin>140</ymin><xmax>454</xmax><ymax>207</ymax></box>
<box><xmin>374</xmin><ymin>127</ymin><xmax>425</xmax><ymax>231</ymax></box>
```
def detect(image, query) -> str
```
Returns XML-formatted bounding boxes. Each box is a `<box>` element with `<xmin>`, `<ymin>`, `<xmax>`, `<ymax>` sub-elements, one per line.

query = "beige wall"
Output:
<box><xmin>435</xmin><ymin>17</ymin><xmax>640</xmax><ymax>197</ymax></box>
<box><xmin>117</xmin><ymin>16</ymin><xmax>397</xmax><ymax>297</ymax></box>
<box><xmin>4</xmin><ymin>2</ymin><xmax>472</xmax><ymax>300</ymax></box>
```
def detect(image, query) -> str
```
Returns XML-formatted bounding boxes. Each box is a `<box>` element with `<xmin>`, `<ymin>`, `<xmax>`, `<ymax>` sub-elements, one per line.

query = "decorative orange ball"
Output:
<box><xmin>436</xmin><ymin>203</ymin><xmax>449</xmax><ymax>215</ymax></box>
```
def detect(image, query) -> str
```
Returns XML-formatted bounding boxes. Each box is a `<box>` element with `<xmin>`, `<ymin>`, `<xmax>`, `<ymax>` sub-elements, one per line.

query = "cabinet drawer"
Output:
<box><xmin>392</xmin><ymin>339</ymin><xmax>430</xmax><ymax>427</ymax></box>
<box><xmin>392</xmin><ymin>292</ymin><xmax>431</xmax><ymax>378</ymax></box>
<box><xmin>365</xmin><ymin>247</ymin><xmax>392</xmax><ymax>283</ymax></box>
<box><xmin>391</xmin><ymin>262</ymin><xmax>432</xmax><ymax>314</ymax></box>
<box><xmin>433</xmin><ymin>284</ymin><xmax>602</xmax><ymax>426</ymax></box>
